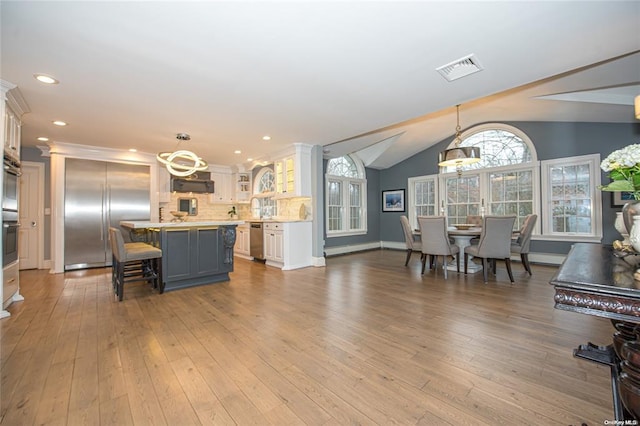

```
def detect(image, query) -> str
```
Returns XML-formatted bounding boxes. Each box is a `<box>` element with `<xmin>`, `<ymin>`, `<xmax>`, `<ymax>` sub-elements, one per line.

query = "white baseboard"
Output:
<box><xmin>330</xmin><ymin>240</ymin><xmax>567</xmax><ymax>266</ymax></box>
<box><xmin>325</xmin><ymin>242</ymin><xmax>381</xmax><ymax>257</ymax></box>
<box><xmin>312</xmin><ymin>256</ymin><xmax>326</xmax><ymax>267</ymax></box>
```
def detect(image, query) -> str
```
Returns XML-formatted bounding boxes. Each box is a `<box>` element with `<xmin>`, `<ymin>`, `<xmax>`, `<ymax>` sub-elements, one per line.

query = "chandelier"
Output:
<box><xmin>156</xmin><ymin>133</ymin><xmax>208</xmax><ymax>177</ymax></box>
<box><xmin>438</xmin><ymin>104</ymin><xmax>481</xmax><ymax>177</ymax></box>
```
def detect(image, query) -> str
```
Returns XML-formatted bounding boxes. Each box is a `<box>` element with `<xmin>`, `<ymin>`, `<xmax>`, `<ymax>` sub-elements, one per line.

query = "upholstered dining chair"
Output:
<box><xmin>466</xmin><ymin>215</ymin><xmax>483</xmax><ymax>226</ymax></box>
<box><xmin>400</xmin><ymin>215</ymin><xmax>423</xmax><ymax>266</ymax></box>
<box><xmin>418</xmin><ymin>216</ymin><xmax>459</xmax><ymax>279</ymax></box>
<box><xmin>464</xmin><ymin>215</ymin><xmax>517</xmax><ymax>283</ymax></box>
<box><xmin>511</xmin><ymin>214</ymin><xmax>538</xmax><ymax>275</ymax></box>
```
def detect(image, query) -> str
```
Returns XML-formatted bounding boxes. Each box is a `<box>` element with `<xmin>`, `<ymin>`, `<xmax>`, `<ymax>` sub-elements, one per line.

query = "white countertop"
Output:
<box><xmin>121</xmin><ymin>220</ymin><xmax>245</xmax><ymax>229</ymax></box>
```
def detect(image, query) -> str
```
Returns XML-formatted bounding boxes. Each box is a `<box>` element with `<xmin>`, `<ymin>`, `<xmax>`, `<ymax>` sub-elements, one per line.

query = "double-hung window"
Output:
<box><xmin>408</xmin><ymin>123</ymin><xmax>602</xmax><ymax>241</ymax></box>
<box><xmin>326</xmin><ymin>155</ymin><xmax>367</xmax><ymax>236</ymax></box>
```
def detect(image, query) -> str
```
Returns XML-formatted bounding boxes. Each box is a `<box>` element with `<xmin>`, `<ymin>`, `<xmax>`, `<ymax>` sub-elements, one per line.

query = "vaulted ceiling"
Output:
<box><xmin>1</xmin><ymin>1</ymin><xmax>639</xmax><ymax>170</ymax></box>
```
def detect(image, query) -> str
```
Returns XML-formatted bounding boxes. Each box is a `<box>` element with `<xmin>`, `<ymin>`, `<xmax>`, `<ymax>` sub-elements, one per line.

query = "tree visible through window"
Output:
<box><xmin>326</xmin><ymin>155</ymin><xmax>367</xmax><ymax>236</ymax></box>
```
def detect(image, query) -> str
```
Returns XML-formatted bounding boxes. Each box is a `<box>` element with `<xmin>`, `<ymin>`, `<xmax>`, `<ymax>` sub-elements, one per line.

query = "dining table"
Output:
<box><xmin>446</xmin><ymin>227</ymin><xmax>483</xmax><ymax>273</ymax></box>
<box><xmin>413</xmin><ymin>225</ymin><xmax>483</xmax><ymax>273</ymax></box>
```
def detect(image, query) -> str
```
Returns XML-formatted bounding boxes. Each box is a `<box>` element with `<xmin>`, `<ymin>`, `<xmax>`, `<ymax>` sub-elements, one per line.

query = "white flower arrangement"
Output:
<box><xmin>600</xmin><ymin>144</ymin><xmax>640</xmax><ymax>200</ymax></box>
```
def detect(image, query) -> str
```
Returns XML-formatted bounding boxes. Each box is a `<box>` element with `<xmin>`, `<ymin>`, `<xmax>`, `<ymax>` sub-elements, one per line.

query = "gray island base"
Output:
<box><xmin>121</xmin><ymin>221</ymin><xmax>243</xmax><ymax>292</ymax></box>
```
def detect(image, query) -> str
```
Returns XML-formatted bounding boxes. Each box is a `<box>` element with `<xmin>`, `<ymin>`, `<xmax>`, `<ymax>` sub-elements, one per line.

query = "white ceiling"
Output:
<box><xmin>1</xmin><ymin>1</ymin><xmax>639</xmax><ymax>170</ymax></box>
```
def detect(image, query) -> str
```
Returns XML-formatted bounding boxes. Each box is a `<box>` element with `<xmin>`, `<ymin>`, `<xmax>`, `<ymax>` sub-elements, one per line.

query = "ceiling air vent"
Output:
<box><xmin>436</xmin><ymin>54</ymin><xmax>483</xmax><ymax>82</ymax></box>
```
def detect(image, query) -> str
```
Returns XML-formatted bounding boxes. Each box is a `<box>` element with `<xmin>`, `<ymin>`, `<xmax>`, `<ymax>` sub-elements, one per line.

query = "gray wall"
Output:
<box><xmin>377</xmin><ymin>121</ymin><xmax>640</xmax><ymax>255</ymax></box>
<box><xmin>21</xmin><ymin>146</ymin><xmax>51</xmax><ymax>261</ymax></box>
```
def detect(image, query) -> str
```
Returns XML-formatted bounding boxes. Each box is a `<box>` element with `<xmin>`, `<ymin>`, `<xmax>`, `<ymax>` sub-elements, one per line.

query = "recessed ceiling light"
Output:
<box><xmin>262</xmin><ymin>135</ymin><xmax>271</xmax><ymax>141</ymax></box>
<box><xmin>34</xmin><ymin>73</ymin><xmax>59</xmax><ymax>84</ymax></box>
<box><xmin>37</xmin><ymin>137</ymin><xmax>49</xmax><ymax>142</ymax></box>
<box><xmin>52</xmin><ymin>120</ymin><xmax>67</xmax><ymax>126</ymax></box>
<box><xmin>234</xmin><ymin>150</ymin><xmax>241</xmax><ymax>154</ymax></box>
<box><xmin>129</xmin><ymin>148</ymin><xmax>137</xmax><ymax>153</ymax></box>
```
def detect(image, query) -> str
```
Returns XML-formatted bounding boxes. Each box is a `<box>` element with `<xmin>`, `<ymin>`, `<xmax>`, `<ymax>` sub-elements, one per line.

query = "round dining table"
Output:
<box><xmin>446</xmin><ymin>227</ymin><xmax>482</xmax><ymax>273</ymax></box>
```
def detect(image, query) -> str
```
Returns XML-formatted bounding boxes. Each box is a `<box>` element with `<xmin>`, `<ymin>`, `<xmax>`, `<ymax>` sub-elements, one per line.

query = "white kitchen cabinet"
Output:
<box><xmin>2</xmin><ymin>82</ymin><xmax>27</xmax><ymax>162</ymax></box>
<box><xmin>234</xmin><ymin>223</ymin><xmax>251</xmax><ymax>258</ymax></box>
<box><xmin>235</xmin><ymin>172</ymin><xmax>251</xmax><ymax>203</ymax></box>
<box><xmin>264</xmin><ymin>221</ymin><xmax>311</xmax><ymax>270</ymax></box>
<box><xmin>273</xmin><ymin>143</ymin><xmax>312</xmax><ymax>198</ymax></box>
<box><xmin>209</xmin><ymin>170</ymin><xmax>234</xmax><ymax>203</ymax></box>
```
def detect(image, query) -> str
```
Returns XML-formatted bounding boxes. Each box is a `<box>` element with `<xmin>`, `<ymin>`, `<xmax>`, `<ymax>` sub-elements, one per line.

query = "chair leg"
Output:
<box><xmin>421</xmin><ymin>253</ymin><xmax>427</xmax><ymax>274</ymax></box>
<box><xmin>490</xmin><ymin>258</ymin><xmax>497</xmax><ymax>275</ymax></box>
<box><xmin>521</xmin><ymin>253</ymin><xmax>532</xmax><ymax>275</ymax></box>
<box><xmin>443</xmin><ymin>256</ymin><xmax>448</xmax><ymax>279</ymax></box>
<box><xmin>456</xmin><ymin>252</ymin><xmax>460</xmax><ymax>273</ymax></box>
<box><xmin>117</xmin><ymin>262</ymin><xmax>125</xmax><ymax>301</ymax></box>
<box><xmin>482</xmin><ymin>258</ymin><xmax>489</xmax><ymax>283</ymax></box>
<box><xmin>464</xmin><ymin>253</ymin><xmax>468</xmax><ymax>274</ymax></box>
<box><xmin>405</xmin><ymin>249</ymin><xmax>412</xmax><ymax>266</ymax></box>
<box><xmin>505</xmin><ymin>258</ymin><xmax>515</xmax><ymax>283</ymax></box>
<box><xmin>157</xmin><ymin>257</ymin><xmax>164</xmax><ymax>294</ymax></box>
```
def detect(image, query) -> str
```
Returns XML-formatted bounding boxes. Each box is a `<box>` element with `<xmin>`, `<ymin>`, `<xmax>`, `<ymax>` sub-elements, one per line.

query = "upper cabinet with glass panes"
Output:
<box><xmin>273</xmin><ymin>143</ymin><xmax>312</xmax><ymax>198</ymax></box>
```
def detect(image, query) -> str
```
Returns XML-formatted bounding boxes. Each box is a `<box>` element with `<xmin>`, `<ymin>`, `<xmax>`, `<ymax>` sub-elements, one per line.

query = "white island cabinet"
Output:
<box><xmin>264</xmin><ymin>221</ymin><xmax>312</xmax><ymax>270</ymax></box>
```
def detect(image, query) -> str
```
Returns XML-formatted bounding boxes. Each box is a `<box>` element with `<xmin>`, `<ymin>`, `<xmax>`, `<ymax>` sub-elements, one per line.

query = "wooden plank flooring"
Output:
<box><xmin>1</xmin><ymin>250</ymin><xmax>616</xmax><ymax>425</ymax></box>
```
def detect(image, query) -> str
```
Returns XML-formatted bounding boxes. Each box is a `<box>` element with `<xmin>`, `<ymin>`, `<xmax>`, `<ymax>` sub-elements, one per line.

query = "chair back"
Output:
<box><xmin>515</xmin><ymin>214</ymin><xmax>538</xmax><ymax>252</ymax></box>
<box><xmin>418</xmin><ymin>216</ymin><xmax>453</xmax><ymax>255</ymax></box>
<box><xmin>466</xmin><ymin>215</ymin><xmax>483</xmax><ymax>226</ymax></box>
<box><xmin>109</xmin><ymin>227</ymin><xmax>125</xmax><ymax>262</ymax></box>
<box><xmin>475</xmin><ymin>215</ymin><xmax>517</xmax><ymax>258</ymax></box>
<box><xmin>400</xmin><ymin>215</ymin><xmax>417</xmax><ymax>250</ymax></box>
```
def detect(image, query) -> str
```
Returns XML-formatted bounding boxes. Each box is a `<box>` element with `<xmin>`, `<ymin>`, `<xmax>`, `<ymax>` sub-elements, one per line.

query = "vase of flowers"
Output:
<box><xmin>600</xmin><ymin>144</ymin><xmax>640</xmax><ymax>234</ymax></box>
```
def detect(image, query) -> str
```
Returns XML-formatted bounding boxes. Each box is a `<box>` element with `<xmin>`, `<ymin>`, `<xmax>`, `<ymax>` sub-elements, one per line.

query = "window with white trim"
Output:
<box><xmin>326</xmin><ymin>155</ymin><xmax>367</xmax><ymax>236</ymax></box>
<box><xmin>252</xmin><ymin>168</ymin><xmax>277</xmax><ymax>218</ymax></box>
<box><xmin>439</xmin><ymin>124</ymin><xmax>537</xmax><ymax>231</ymax></box>
<box><xmin>407</xmin><ymin>123</ymin><xmax>603</xmax><ymax>242</ymax></box>
<box><xmin>540</xmin><ymin>154</ymin><xmax>602</xmax><ymax>241</ymax></box>
<box><xmin>408</xmin><ymin>175</ymin><xmax>438</xmax><ymax>229</ymax></box>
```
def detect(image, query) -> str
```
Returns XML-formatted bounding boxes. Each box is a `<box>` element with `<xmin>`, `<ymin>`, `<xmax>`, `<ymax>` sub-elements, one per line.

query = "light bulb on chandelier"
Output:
<box><xmin>156</xmin><ymin>133</ymin><xmax>208</xmax><ymax>177</ymax></box>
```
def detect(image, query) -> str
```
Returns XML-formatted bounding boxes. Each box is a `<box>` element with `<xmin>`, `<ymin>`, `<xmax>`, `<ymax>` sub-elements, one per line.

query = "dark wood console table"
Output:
<box><xmin>550</xmin><ymin>243</ymin><xmax>640</xmax><ymax>421</ymax></box>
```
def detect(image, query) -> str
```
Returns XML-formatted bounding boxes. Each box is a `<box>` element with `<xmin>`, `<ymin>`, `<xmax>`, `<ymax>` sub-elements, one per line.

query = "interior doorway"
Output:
<box><xmin>19</xmin><ymin>162</ymin><xmax>44</xmax><ymax>270</ymax></box>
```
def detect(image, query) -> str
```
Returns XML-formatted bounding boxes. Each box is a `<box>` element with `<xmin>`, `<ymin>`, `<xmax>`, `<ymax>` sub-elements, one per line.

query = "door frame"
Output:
<box><xmin>20</xmin><ymin>161</ymin><xmax>45</xmax><ymax>270</ymax></box>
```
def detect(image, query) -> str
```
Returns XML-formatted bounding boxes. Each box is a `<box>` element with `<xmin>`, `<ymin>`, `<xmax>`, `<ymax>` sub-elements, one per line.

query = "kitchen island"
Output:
<box><xmin>121</xmin><ymin>220</ymin><xmax>244</xmax><ymax>291</ymax></box>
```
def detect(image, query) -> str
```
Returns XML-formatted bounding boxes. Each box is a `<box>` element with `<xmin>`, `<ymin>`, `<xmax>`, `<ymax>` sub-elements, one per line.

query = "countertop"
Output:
<box><xmin>121</xmin><ymin>220</ymin><xmax>245</xmax><ymax>229</ymax></box>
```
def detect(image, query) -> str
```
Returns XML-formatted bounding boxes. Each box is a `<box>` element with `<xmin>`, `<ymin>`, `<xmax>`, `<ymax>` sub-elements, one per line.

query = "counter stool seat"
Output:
<box><xmin>109</xmin><ymin>227</ymin><xmax>163</xmax><ymax>301</ymax></box>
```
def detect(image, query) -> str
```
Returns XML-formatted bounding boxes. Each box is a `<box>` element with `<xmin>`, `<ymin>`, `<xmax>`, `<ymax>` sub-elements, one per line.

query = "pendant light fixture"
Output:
<box><xmin>157</xmin><ymin>133</ymin><xmax>208</xmax><ymax>177</ymax></box>
<box><xmin>438</xmin><ymin>104</ymin><xmax>481</xmax><ymax>177</ymax></box>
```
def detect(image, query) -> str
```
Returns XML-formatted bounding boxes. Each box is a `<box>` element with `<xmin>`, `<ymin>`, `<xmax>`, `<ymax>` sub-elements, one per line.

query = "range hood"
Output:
<box><xmin>171</xmin><ymin>171</ymin><xmax>215</xmax><ymax>193</ymax></box>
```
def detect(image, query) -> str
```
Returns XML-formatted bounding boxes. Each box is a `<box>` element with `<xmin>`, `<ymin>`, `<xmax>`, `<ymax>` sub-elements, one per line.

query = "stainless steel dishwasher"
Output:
<box><xmin>250</xmin><ymin>222</ymin><xmax>264</xmax><ymax>259</ymax></box>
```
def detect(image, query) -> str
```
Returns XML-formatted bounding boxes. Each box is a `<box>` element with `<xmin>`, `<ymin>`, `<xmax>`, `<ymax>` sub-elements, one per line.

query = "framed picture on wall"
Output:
<box><xmin>382</xmin><ymin>189</ymin><xmax>405</xmax><ymax>212</ymax></box>
<box><xmin>612</xmin><ymin>191</ymin><xmax>635</xmax><ymax>207</ymax></box>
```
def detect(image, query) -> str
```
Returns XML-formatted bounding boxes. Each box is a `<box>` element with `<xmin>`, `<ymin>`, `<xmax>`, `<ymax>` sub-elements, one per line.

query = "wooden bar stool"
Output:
<box><xmin>109</xmin><ymin>227</ymin><xmax>163</xmax><ymax>301</ymax></box>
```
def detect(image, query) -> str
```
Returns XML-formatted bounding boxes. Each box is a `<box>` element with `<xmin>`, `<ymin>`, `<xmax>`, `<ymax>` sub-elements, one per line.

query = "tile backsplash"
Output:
<box><xmin>161</xmin><ymin>193</ymin><xmax>312</xmax><ymax>221</ymax></box>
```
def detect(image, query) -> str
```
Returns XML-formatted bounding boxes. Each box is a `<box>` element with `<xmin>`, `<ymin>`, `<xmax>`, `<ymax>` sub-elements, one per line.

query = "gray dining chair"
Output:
<box><xmin>464</xmin><ymin>215</ymin><xmax>517</xmax><ymax>283</ymax></box>
<box><xmin>418</xmin><ymin>216</ymin><xmax>459</xmax><ymax>279</ymax></box>
<box><xmin>511</xmin><ymin>214</ymin><xmax>538</xmax><ymax>275</ymax></box>
<box><xmin>400</xmin><ymin>215</ymin><xmax>423</xmax><ymax>266</ymax></box>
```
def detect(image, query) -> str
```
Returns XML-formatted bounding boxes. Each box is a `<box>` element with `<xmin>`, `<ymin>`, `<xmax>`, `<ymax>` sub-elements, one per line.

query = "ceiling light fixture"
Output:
<box><xmin>438</xmin><ymin>104</ymin><xmax>481</xmax><ymax>177</ymax></box>
<box><xmin>52</xmin><ymin>120</ymin><xmax>67</xmax><ymax>126</ymax></box>
<box><xmin>262</xmin><ymin>135</ymin><xmax>271</xmax><ymax>141</ymax></box>
<box><xmin>34</xmin><ymin>73</ymin><xmax>59</xmax><ymax>84</ymax></box>
<box><xmin>156</xmin><ymin>133</ymin><xmax>208</xmax><ymax>177</ymax></box>
<box><xmin>37</xmin><ymin>137</ymin><xmax>49</xmax><ymax>142</ymax></box>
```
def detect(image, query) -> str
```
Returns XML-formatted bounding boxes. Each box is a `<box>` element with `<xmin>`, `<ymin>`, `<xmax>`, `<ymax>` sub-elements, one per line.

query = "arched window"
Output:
<box><xmin>437</xmin><ymin>124</ymin><xmax>538</xmax><ymax>229</ymax></box>
<box><xmin>430</xmin><ymin>123</ymin><xmax>602</xmax><ymax>240</ymax></box>
<box><xmin>441</xmin><ymin>124</ymin><xmax>535</xmax><ymax>174</ymax></box>
<box><xmin>326</xmin><ymin>155</ymin><xmax>367</xmax><ymax>236</ymax></box>
<box><xmin>252</xmin><ymin>167</ymin><xmax>277</xmax><ymax>218</ymax></box>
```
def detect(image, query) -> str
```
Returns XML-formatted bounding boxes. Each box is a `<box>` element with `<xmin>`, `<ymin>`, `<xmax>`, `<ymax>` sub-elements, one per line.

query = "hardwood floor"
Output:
<box><xmin>1</xmin><ymin>250</ymin><xmax>615</xmax><ymax>425</ymax></box>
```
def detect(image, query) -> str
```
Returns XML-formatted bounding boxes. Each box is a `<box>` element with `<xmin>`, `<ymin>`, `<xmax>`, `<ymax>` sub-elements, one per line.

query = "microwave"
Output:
<box><xmin>2</xmin><ymin>156</ymin><xmax>20</xmax><ymax>212</ymax></box>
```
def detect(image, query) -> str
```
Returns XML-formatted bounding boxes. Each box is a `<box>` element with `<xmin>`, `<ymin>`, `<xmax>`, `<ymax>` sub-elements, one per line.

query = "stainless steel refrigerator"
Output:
<box><xmin>64</xmin><ymin>158</ymin><xmax>150</xmax><ymax>270</ymax></box>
